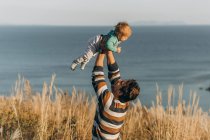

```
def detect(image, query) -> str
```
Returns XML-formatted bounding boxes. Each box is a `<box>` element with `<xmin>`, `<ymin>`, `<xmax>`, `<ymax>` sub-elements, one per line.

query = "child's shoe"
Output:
<box><xmin>70</xmin><ymin>60</ymin><xmax>79</xmax><ymax>71</ymax></box>
<box><xmin>71</xmin><ymin>57</ymin><xmax>85</xmax><ymax>71</ymax></box>
<box><xmin>80</xmin><ymin>61</ymin><xmax>88</xmax><ymax>70</ymax></box>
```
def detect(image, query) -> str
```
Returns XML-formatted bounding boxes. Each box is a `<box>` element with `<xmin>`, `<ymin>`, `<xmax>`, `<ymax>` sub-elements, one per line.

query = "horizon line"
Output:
<box><xmin>0</xmin><ymin>24</ymin><xmax>210</xmax><ymax>27</ymax></box>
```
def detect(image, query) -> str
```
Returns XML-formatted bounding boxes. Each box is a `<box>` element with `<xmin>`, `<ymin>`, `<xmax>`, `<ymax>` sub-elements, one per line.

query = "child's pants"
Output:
<box><xmin>74</xmin><ymin>35</ymin><xmax>102</xmax><ymax>63</ymax></box>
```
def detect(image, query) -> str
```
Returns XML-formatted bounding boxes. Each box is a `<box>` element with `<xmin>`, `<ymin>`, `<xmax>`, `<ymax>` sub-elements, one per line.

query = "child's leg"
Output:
<box><xmin>71</xmin><ymin>48</ymin><xmax>95</xmax><ymax>70</ymax></box>
<box><xmin>71</xmin><ymin>35</ymin><xmax>100</xmax><ymax>71</ymax></box>
<box><xmin>70</xmin><ymin>56</ymin><xmax>85</xmax><ymax>70</ymax></box>
<box><xmin>80</xmin><ymin>49</ymin><xmax>95</xmax><ymax>70</ymax></box>
<box><xmin>80</xmin><ymin>36</ymin><xmax>102</xmax><ymax>70</ymax></box>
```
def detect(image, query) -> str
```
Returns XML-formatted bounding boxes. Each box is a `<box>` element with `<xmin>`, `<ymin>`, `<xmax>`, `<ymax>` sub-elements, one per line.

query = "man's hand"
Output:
<box><xmin>106</xmin><ymin>51</ymin><xmax>115</xmax><ymax>65</ymax></box>
<box><xmin>117</xmin><ymin>47</ymin><xmax>121</xmax><ymax>54</ymax></box>
<box><xmin>95</xmin><ymin>53</ymin><xmax>105</xmax><ymax>67</ymax></box>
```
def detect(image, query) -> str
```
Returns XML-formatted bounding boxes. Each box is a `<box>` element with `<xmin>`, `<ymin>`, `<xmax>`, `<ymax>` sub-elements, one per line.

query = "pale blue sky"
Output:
<box><xmin>0</xmin><ymin>0</ymin><xmax>209</xmax><ymax>25</ymax></box>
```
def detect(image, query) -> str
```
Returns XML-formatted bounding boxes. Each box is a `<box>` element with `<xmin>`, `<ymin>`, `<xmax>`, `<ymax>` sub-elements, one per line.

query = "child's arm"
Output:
<box><xmin>92</xmin><ymin>52</ymin><xmax>108</xmax><ymax>98</ymax></box>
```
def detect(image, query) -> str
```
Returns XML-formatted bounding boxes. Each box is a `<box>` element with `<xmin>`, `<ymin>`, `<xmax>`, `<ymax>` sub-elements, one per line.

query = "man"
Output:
<box><xmin>92</xmin><ymin>51</ymin><xmax>140</xmax><ymax>140</ymax></box>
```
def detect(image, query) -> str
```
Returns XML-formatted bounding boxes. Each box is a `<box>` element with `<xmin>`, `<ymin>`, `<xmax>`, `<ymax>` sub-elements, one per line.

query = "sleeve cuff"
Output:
<box><xmin>108</xmin><ymin>62</ymin><xmax>118</xmax><ymax>71</ymax></box>
<box><xmin>93</xmin><ymin>66</ymin><xmax>103</xmax><ymax>72</ymax></box>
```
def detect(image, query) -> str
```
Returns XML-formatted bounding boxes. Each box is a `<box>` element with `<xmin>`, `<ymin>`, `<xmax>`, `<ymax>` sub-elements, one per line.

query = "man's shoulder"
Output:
<box><xmin>101</xmin><ymin>90</ymin><xmax>113</xmax><ymax>99</ymax></box>
<box><xmin>99</xmin><ymin>90</ymin><xmax>114</xmax><ymax>105</ymax></box>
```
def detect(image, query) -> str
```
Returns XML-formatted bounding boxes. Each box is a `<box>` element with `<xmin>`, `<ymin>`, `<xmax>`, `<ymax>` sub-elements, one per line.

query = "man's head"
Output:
<box><xmin>111</xmin><ymin>79</ymin><xmax>140</xmax><ymax>102</ymax></box>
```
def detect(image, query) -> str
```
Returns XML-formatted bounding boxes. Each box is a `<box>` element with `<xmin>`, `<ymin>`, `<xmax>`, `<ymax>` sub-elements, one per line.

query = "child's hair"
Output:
<box><xmin>114</xmin><ymin>22</ymin><xmax>132</xmax><ymax>40</ymax></box>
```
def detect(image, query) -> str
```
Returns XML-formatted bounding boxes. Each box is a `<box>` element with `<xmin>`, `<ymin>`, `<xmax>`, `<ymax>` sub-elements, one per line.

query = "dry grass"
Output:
<box><xmin>0</xmin><ymin>75</ymin><xmax>210</xmax><ymax>140</ymax></box>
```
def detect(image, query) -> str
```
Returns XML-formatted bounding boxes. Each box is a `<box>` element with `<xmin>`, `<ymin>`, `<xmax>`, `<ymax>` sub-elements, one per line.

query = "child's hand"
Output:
<box><xmin>117</xmin><ymin>47</ymin><xmax>121</xmax><ymax>54</ymax></box>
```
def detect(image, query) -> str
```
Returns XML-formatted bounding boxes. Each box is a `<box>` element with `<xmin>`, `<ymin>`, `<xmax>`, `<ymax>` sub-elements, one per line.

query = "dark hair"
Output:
<box><xmin>118</xmin><ymin>79</ymin><xmax>140</xmax><ymax>102</ymax></box>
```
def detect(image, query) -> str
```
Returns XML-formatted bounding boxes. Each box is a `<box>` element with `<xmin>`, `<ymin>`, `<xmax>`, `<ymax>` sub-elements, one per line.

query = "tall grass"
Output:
<box><xmin>0</xmin><ymin>75</ymin><xmax>210</xmax><ymax>140</ymax></box>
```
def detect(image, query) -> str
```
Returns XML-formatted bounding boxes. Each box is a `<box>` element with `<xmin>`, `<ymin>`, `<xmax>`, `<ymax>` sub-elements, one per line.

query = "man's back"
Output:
<box><xmin>92</xmin><ymin>89</ymin><xmax>129</xmax><ymax>139</ymax></box>
<box><xmin>92</xmin><ymin>59</ymin><xmax>128</xmax><ymax>139</ymax></box>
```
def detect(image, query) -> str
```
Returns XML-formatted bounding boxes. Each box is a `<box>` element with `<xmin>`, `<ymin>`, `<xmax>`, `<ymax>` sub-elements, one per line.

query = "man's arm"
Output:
<box><xmin>95</xmin><ymin>53</ymin><xmax>105</xmax><ymax>67</ymax></box>
<box><xmin>106</xmin><ymin>51</ymin><xmax>121</xmax><ymax>85</ymax></box>
<box><xmin>92</xmin><ymin>53</ymin><xmax>108</xmax><ymax>97</ymax></box>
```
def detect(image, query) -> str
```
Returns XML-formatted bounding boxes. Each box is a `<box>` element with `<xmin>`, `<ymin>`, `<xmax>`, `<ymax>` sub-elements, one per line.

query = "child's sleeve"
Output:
<box><xmin>92</xmin><ymin>66</ymin><xmax>108</xmax><ymax>98</ymax></box>
<box><xmin>105</xmin><ymin>36</ymin><xmax>118</xmax><ymax>52</ymax></box>
<box><xmin>108</xmin><ymin>62</ymin><xmax>121</xmax><ymax>86</ymax></box>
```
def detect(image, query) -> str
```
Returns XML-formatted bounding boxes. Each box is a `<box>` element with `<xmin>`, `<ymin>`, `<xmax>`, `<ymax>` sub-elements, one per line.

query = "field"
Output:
<box><xmin>0</xmin><ymin>75</ymin><xmax>210</xmax><ymax>140</ymax></box>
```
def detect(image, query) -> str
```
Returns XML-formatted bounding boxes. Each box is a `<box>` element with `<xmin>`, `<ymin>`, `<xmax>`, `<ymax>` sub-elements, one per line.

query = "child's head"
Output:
<box><xmin>114</xmin><ymin>22</ymin><xmax>132</xmax><ymax>41</ymax></box>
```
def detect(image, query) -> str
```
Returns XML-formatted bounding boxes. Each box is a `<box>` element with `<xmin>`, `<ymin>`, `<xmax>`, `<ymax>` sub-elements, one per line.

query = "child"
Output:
<box><xmin>70</xmin><ymin>22</ymin><xmax>132</xmax><ymax>70</ymax></box>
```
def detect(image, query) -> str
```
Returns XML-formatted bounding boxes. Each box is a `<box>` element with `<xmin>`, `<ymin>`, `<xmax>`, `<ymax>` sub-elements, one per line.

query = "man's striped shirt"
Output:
<box><xmin>92</xmin><ymin>63</ymin><xmax>129</xmax><ymax>140</ymax></box>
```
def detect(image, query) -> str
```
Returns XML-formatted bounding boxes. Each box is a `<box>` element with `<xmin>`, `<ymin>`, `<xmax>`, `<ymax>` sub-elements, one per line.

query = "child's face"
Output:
<box><xmin>120</xmin><ymin>35</ymin><xmax>129</xmax><ymax>41</ymax></box>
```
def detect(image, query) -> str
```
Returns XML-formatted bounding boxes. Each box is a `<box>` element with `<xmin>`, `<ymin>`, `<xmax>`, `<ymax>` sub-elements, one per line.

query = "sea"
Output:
<box><xmin>0</xmin><ymin>25</ymin><xmax>210</xmax><ymax>110</ymax></box>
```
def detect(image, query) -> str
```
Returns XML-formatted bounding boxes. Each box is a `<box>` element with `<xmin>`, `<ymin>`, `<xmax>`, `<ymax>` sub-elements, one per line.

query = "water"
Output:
<box><xmin>0</xmin><ymin>25</ymin><xmax>210</xmax><ymax>110</ymax></box>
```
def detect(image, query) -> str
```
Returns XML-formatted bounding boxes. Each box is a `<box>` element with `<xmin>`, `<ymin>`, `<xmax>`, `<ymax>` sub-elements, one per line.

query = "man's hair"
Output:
<box><xmin>114</xmin><ymin>22</ymin><xmax>132</xmax><ymax>40</ymax></box>
<box><xmin>112</xmin><ymin>79</ymin><xmax>140</xmax><ymax>102</ymax></box>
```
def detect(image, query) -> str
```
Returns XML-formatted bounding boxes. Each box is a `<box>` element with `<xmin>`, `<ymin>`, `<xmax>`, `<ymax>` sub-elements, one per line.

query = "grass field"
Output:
<box><xmin>0</xmin><ymin>75</ymin><xmax>210</xmax><ymax>140</ymax></box>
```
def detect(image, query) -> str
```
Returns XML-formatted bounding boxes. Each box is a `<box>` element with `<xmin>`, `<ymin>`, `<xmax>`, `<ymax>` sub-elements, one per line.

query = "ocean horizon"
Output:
<box><xmin>0</xmin><ymin>25</ymin><xmax>210</xmax><ymax>110</ymax></box>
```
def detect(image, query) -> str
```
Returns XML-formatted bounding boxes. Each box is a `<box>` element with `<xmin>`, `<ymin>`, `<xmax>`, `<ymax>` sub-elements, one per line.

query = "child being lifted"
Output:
<box><xmin>70</xmin><ymin>22</ymin><xmax>132</xmax><ymax>70</ymax></box>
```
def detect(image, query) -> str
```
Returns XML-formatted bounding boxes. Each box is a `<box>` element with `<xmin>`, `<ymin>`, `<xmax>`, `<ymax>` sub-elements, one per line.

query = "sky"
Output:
<box><xmin>0</xmin><ymin>0</ymin><xmax>210</xmax><ymax>26</ymax></box>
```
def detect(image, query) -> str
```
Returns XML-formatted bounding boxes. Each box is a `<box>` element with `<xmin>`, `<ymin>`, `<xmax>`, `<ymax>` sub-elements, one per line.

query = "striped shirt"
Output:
<box><xmin>92</xmin><ymin>62</ymin><xmax>129</xmax><ymax>140</ymax></box>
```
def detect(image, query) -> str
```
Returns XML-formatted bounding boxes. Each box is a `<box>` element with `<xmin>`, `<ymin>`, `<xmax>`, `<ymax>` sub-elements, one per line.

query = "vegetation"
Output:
<box><xmin>0</xmin><ymin>75</ymin><xmax>210</xmax><ymax>140</ymax></box>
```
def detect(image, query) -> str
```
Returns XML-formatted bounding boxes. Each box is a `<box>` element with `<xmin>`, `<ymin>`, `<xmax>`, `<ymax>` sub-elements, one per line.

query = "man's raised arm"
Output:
<box><xmin>92</xmin><ymin>53</ymin><xmax>108</xmax><ymax>97</ymax></box>
<box><xmin>106</xmin><ymin>51</ymin><xmax>121</xmax><ymax>85</ymax></box>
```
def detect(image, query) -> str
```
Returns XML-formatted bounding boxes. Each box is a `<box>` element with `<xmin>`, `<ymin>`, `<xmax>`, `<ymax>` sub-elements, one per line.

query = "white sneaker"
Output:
<box><xmin>70</xmin><ymin>61</ymin><xmax>78</xmax><ymax>71</ymax></box>
<box><xmin>80</xmin><ymin>61</ymin><xmax>88</xmax><ymax>70</ymax></box>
